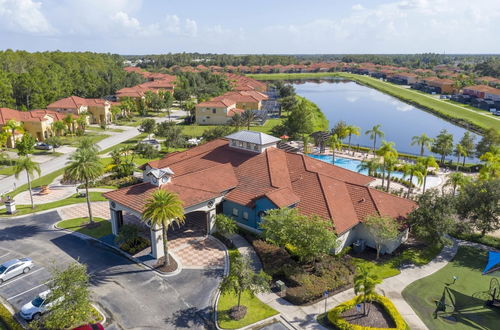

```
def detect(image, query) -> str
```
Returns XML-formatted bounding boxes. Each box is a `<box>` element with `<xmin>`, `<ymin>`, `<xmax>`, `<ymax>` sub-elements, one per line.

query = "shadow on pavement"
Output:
<box><xmin>0</xmin><ymin>224</ymin><xmax>44</xmax><ymax>241</ymax></box>
<box><xmin>164</xmin><ymin>306</ymin><xmax>214</xmax><ymax>329</ymax></box>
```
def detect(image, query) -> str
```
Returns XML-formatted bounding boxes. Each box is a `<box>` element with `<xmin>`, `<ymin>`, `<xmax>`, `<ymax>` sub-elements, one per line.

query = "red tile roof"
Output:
<box><xmin>47</xmin><ymin>96</ymin><xmax>108</xmax><ymax>109</ymax></box>
<box><xmin>0</xmin><ymin>108</ymin><xmax>69</xmax><ymax>125</ymax></box>
<box><xmin>105</xmin><ymin>138</ymin><xmax>416</xmax><ymax>234</ymax></box>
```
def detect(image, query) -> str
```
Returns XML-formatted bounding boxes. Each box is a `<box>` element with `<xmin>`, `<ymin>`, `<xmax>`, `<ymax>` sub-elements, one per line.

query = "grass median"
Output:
<box><xmin>0</xmin><ymin>192</ymin><xmax>107</xmax><ymax>217</ymax></box>
<box><xmin>57</xmin><ymin>217</ymin><xmax>112</xmax><ymax>239</ymax></box>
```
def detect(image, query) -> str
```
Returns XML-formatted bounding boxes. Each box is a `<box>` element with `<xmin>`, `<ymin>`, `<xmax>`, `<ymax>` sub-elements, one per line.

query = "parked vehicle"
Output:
<box><xmin>0</xmin><ymin>258</ymin><xmax>33</xmax><ymax>284</ymax></box>
<box><xmin>73</xmin><ymin>323</ymin><xmax>105</xmax><ymax>330</ymax></box>
<box><xmin>34</xmin><ymin>142</ymin><xmax>53</xmax><ymax>150</ymax></box>
<box><xmin>138</xmin><ymin>139</ymin><xmax>161</xmax><ymax>150</ymax></box>
<box><xmin>20</xmin><ymin>289</ymin><xmax>63</xmax><ymax>321</ymax></box>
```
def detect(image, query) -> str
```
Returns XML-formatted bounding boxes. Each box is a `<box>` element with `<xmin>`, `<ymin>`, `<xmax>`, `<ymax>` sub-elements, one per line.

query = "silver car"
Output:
<box><xmin>0</xmin><ymin>258</ymin><xmax>33</xmax><ymax>284</ymax></box>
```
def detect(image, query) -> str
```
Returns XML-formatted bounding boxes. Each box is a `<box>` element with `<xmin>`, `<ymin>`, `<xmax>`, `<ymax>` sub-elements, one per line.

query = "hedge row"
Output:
<box><xmin>0</xmin><ymin>303</ymin><xmax>22</xmax><ymax>330</ymax></box>
<box><xmin>327</xmin><ymin>294</ymin><xmax>409</xmax><ymax>330</ymax></box>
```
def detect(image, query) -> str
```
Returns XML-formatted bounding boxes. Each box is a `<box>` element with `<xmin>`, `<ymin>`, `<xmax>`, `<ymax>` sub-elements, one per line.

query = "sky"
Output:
<box><xmin>0</xmin><ymin>0</ymin><xmax>499</xmax><ymax>54</ymax></box>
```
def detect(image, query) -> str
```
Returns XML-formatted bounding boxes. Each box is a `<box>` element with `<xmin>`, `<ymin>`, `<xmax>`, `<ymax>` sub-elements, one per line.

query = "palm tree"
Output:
<box><xmin>142</xmin><ymin>190</ymin><xmax>185</xmax><ymax>267</ymax></box>
<box><xmin>76</xmin><ymin>112</ymin><xmax>89</xmax><ymax>134</ymax></box>
<box><xmin>417</xmin><ymin>156</ymin><xmax>439</xmax><ymax>193</ymax></box>
<box><xmin>453</xmin><ymin>144</ymin><xmax>467</xmax><ymax>171</ymax></box>
<box><xmin>357</xmin><ymin>158</ymin><xmax>380</xmax><ymax>177</ymax></box>
<box><xmin>63</xmin><ymin>115</ymin><xmax>75</xmax><ymax>135</ymax></box>
<box><xmin>241</xmin><ymin>109</ymin><xmax>257</xmax><ymax>130</ymax></box>
<box><xmin>345</xmin><ymin>125</ymin><xmax>360</xmax><ymax>155</ymax></box>
<box><xmin>302</xmin><ymin>134</ymin><xmax>310</xmax><ymax>154</ymax></box>
<box><xmin>328</xmin><ymin>134</ymin><xmax>342</xmax><ymax>164</ymax></box>
<box><xmin>14</xmin><ymin>156</ymin><xmax>41</xmax><ymax>209</ymax></box>
<box><xmin>365</xmin><ymin>124</ymin><xmax>384</xmax><ymax>154</ymax></box>
<box><xmin>399</xmin><ymin>163</ymin><xmax>424</xmax><ymax>197</ymax></box>
<box><xmin>354</xmin><ymin>265</ymin><xmax>381</xmax><ymax>316</ymax></box>
<box><xmin>52</xmin><ymin>120</ymin><xmax>66</xmax><ymax>136</ymax></box>
<box><xmin>443</xmin><ymin>172</ymin><xmax>469</xmax><ymax>196</ymax></box>
<box><xmin>228</xmin><ymin>113</ymin><xmax>244</xmax><ymax>130</ymax></box>
<box><xmin>77</xmin><ymin>137</ymin><xmax>100</xmax><ymax>154</ymax></box>
<box><xmin>376</xmin><ymin>141</ymin><xmax>397</xmax><ymax>189</ymax></box>
<box><xmin>64</xmin><ymin>148</ymin><xmax>104</xmax><ymax>224</ymax></box>
<box><xmin>411</xmin><ymin>133</ymin><xmax>434</xmax><ymax>156</ymax></box>
<box><xmin>479</xmin><ymin>148</ymin><xmax>500</xmax><ymax>180</ymax></box>
<box><xmin>384</xmin><ymin>154</ymin><xmax>399</xmax><ymax>192</ymax></box>
<box><xmin>4</xmin><ymin>119</ymin><xmax>24</xmax><ymax>147</ymax></box>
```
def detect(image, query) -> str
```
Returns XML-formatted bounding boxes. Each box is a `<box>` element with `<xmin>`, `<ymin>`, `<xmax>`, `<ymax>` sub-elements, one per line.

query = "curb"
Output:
<box><xmin>91</xmin><ymin>303</ymin><xmax>106</xmax><ymax>326</ymax></box>
<box><xmin>0</xmin><ymin>295</ymin><xmax>27</xmax><ymax>329</ymax></box>
<box><xmin>0</xmin><ymin>202</ymin><xmax>108</xmax><ymax>220</ymax></box>
<box><xmin>52</xmin><ymin>221</ymin><xmax>183</xmax><ymax>278</ymax></box>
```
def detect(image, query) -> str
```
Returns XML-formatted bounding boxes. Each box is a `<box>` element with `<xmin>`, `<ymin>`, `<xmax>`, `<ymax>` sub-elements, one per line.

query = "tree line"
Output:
<box><xmin>0</xmin><ymin>50</ymin><xmax>144</xmax><ymax>110</ymax></box>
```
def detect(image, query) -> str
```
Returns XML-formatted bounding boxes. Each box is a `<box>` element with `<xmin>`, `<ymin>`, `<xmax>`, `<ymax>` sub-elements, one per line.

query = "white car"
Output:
<box><xmin>20</xmin><ymin>289</ymin><xmax>63</xmax><ymax>321</ymax></box>
<box><xmin>139</xmin><ymin>139</ymin><xmax>161</xmax><ymax>150</ymax></box>
<box><xmin>0</xmin><ymin>258</ymin><xmax>33</xmax><ymax>284</ymax></box>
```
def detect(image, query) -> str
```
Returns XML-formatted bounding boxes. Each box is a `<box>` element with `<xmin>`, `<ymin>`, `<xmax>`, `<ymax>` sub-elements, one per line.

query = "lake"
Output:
<box><xmin>292</xmin><ymin>79</ymin><xmax>481</xmax><ymax>161</ymax></box>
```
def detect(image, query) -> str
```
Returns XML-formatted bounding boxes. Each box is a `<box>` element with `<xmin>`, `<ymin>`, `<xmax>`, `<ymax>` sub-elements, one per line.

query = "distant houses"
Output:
<box><xmin>46</xmin><ymin>96</ymin><xmax>112</xmax><ymax>125</ymax></box>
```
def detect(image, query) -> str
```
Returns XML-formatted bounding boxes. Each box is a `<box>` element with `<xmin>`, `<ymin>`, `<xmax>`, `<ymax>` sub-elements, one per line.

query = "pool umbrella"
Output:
<box><xmin>482</xmin><ymin>251</ymin><xmax>500</xmax><ymax>276</ymax></box>
<box><xmin>280</xmin><ymin>135</ymin><xmax>289</xmax><ymax>140</ymax></box>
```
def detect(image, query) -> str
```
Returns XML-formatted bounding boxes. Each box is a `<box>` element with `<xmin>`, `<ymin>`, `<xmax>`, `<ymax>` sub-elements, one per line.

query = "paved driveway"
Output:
<box><xmin>0</xmin><ymin>211</ymin><xmax>223</xmax><ymax>329</ymax></box>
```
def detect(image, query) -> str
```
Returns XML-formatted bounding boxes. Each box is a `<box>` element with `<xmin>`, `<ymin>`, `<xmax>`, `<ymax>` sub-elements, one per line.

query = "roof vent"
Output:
<box><xmin>359</xmin><ymin>198</ymin><xmax>365</xmax><ymax>203</ymax></box>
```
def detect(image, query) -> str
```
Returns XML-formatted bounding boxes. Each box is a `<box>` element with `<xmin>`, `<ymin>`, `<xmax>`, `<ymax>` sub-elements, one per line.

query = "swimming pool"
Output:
<box><xmin>308</xmin><ymin>154</ymin><xmax>441</xmax><ymax>188</ymax></box>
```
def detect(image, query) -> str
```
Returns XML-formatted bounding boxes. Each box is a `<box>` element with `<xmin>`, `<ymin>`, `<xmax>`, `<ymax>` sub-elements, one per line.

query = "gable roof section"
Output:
<box><xmin>226</xmin><ymin>130</ymin><xmax>280</xmax><ymax>145</ymax></box>
<box><xmin>0</xmin><ymin>108</ymin><xmax>68</xmax><ymax>125</ymax></box>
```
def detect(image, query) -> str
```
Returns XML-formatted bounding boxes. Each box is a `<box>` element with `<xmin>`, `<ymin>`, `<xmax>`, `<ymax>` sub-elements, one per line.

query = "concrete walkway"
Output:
<box><xmin>229</xmin><ymin>234</ymin><xmax>463</xmax><ymax>330</ymax></box>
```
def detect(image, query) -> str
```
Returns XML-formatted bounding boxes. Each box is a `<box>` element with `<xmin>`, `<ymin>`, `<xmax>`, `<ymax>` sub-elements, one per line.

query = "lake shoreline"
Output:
<box><xmin>249</xmin><ymin>72</ymin><xmax>498</xmax><ymax>135</ymax></box>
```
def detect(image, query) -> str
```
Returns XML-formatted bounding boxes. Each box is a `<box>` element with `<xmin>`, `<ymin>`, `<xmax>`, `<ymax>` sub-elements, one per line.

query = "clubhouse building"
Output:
<box><xmin>104</xmin><ymin>131</ymin><xmax>416</xmax><ymax>259</ymax></box>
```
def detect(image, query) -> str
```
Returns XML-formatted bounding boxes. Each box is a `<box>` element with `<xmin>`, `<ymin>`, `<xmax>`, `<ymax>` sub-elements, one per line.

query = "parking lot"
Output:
<box><xmin>0</xmin><ymin>210</ymin><xmax>223</xmax><ymax>329</ymax></box>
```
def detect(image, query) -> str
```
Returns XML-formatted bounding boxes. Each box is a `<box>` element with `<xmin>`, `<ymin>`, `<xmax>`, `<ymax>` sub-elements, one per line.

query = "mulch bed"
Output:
<box><xmin>229</xmin><ymin>306</ymin><xmax>248</xmax><ymax>320</ymax></box>
<box><xmin>341</xmin><ymin>302</ymin><xmax>396</xmax><ymax>328</ymax></box>
<box><xmin>154</xmin><ymin>254</ymin><xmax>178</xmax><ymax>273</ymax></box>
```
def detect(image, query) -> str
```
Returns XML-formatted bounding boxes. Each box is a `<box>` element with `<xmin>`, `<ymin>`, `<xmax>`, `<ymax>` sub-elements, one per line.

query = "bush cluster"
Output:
<box><xmin>100</xmin><ymin>176</ymin><xmax>141</xmax><ymax>188</ymax></box>
<box><xmin>252</xmin><ymin>240</ymin><xmax>355</xmax><ymax>305</ymax></box>
<box><xmin>115</xmin><ymin>224</ymin><xmax>150</xmax><ymax>255</ymax></box>
<box><xmin>0</xmin><ymin>302</ymin><xmax>22</xmax><ymax>330</ymax></box>
<box><xmin>327</xmin><ymin>294</ymin><xmax>409</xmax><ymax>330</ymax></box>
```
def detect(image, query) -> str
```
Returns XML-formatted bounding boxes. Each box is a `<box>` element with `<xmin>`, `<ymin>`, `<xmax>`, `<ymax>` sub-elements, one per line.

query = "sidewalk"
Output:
<box><xmin>229</xmin><ymin>233</ymin><xmax>461</xmax><ymax>330</ymax></box>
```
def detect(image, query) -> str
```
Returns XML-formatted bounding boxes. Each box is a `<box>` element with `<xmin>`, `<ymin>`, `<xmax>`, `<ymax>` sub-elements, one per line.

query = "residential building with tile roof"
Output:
<box><xmin>104</xmin><ymin>131</ymin><xmax>416</xmax><ymax>257</ymax></box>
<box><xmin>46</xmin><ymin>96</ymin><xmax>111</xmax><ymax>125</ymax></box>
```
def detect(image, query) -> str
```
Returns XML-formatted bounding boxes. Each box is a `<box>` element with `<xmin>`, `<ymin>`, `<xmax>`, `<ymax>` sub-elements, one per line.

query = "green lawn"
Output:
<box><xmin>217</xmin><ymin>249</ymin><xmax>278</xmax><ymax>329</ymax></box>
<box><xmin>248</xmin><ymin>72</ymin><xmax>500</xmax><ymax>133</ymax></box>
<box><xmin>0</xmin><ymin>166</ymin><xmax>15</xmax><ymax>176</ymax></box>
<box><xmin>353</xmin><ymin>243</ymin><xmax>443</xmax><ymax>279</ymax></box>
<box><xmin>0</xmin><ymin>192</ymin><xmax>106</xmax><ymax>217</ymax></box>
<box><xmin>59</xmin><ymin>132</ymin><xmax>109</xmax><ymax>147</ymax></box>
<box><xmin>402</xmin><ymin>246</ymin><xmax>500</xmax><ymax>330</ymax></box>
<box><xmin>57</xmin><ymin>217</ymin><xmax>112</xmax><ymax>239</ymax></box>
<box><xmin>86</xmin><ymin>126</ymin><xmax>124</xmax><ymax>133</ymax></box>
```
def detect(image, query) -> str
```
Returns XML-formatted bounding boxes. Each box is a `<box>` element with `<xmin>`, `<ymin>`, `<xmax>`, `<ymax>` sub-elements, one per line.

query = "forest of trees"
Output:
<box><xmin>0</xmin><ymin>50</ymin><xmax>144</xmax><ymax>110</ymax></box>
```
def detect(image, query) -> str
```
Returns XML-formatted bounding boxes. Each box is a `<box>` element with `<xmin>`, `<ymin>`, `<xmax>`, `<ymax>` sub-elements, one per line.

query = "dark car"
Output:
<box><xmin>34</xmin><ymin>142</ymin><xmax>53</xmax><ymax>150</ymax></box>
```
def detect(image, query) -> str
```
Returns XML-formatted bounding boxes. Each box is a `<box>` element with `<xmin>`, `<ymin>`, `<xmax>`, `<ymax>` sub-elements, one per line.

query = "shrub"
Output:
<box><xmin>327</xmin><ymin>294</ymin><xmax>409</xmax><ymax>330</ymax></box>
<box><xmin>115</xmin><ymin>224</ymin><xmax>150</xmax><ymax>255</ymax></box>
<box><xmin>135</xmin><ymin>143</ymin><xmax>159</xmax><ymax>159</ymax></box>
<box><xmin>252</xmin><ymin>240</ymin><xmax>299</xmax><ymax>277</ymax></box>
<box><xmin>0</xmin><ymin>302</ymin><xmax>23</xmax><ymax>330</ymax></box>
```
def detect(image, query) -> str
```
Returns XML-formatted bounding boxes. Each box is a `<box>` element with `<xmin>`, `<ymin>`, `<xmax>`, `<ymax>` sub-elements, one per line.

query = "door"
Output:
<box><xmin>4</xmin><ymin>264</ymin><xmax>21</xmax><ymax>280</ymax></box>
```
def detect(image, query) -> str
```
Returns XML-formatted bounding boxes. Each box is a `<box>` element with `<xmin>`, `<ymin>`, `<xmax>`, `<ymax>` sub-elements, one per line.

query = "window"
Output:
<box><xmin>232</xmin><ymin>208</ymin><xmax>239</xmax><ymax>216</ymax></box>
<box><xmin>212</xmin><ymin>109</ymin><xmax>216</xmax><ymax>114</ymax></box>
<box><xmin>231</xmin><ymin>140</ymin><xmax>236</xmax><ymax>146</ymax></box>
<box><xmin>246</xmin><ymin>142</ymin><xmax>251</xmax><ymax>149</ymax></box>
<box><xmin>254</xmin><ymin>144</ymin><xmax>259</xmax><ymax>151</ymax></box>
<box><xmin>243</xmin><ymin>212</ymin><xmax>249</xmax><ymax>220</ymax></box>
<box><xmin>238</xmin><ymin>141</ymin><xmax>243</xmax><ymax>147</ymax></box>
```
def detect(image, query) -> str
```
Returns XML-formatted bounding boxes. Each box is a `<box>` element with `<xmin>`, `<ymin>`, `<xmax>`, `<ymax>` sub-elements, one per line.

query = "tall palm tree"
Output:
<box><xmin>384</xmin><ymin>154</ymin><xmax>399</xmax><ymax>192</ymax></box>
<box><xmin>4</xmin><ymin>119</ymin><xmax>24</xmax><ymax>148</ymax></box>
<box><xmin>443</xmin><ymin>172</ymin><xmax>469</xmax><ymax>196</ymax></box>
<box><xmin>376</xmin><ymin>141</ymin><xmax>397</xmax><ymax>189</ymax></box>
<box><xmin>241</xmin><ymin>109</ymin><xmax>257</xmax><ymax>130</ymax></box>
<box><xmin>411</xmin><ymin>133</ymin><xmax>434</xmax><ymax>156</ymax></box>
<box><xmin>365</xmin><ymin>124</ymin><xmax>384</xmax><ymax>154</ymax></box>
<box><xmin>76</xmin><ymin>112</ymin><xmax>89</xmax><ymax>133</ymax></box>
<box><xmin>302</xmin><ymin>134</ymin><xmax>310</xmax><ymax>154</ymax></box>
<box><xmin>345</xmin><ymin>125</ymin><xmax>360</xmax><ymax>155</ymax></box>
<box><xmin>228</xmin><ymin>113</ymin><xmax>244</xmax><ymax>130</ymax></box>
<box><xmin>328</xmin><ymin>134</ymin><xmax>342</xmax><ymax>164</ymax></box>
<box><xmin>417</xmin><ymin>156</ymin><xmax>439</xmax><ymax>193</ymax></box>
<box><xmin>64</xmin><ymin>148</ymin><xmax>104</xmax><ymax>224</ymax></box>
<box><xmin>142</xmin><ymin>190</ymin><xmax>185</xmax><ymax>267</ymax></box>
<box><xmin>52</xmin><ymin>120</ymin><xmax>66</xmax><ymax>137</ymax></box>
<box><xmin>77</xmin><ymin>137</ymin><xmax>100</xmax><ymax>154</ymax></box>
<box><xmin>14</xmin><ymin>156</ymin><xmax>41</xmax><ymax>209</ymax></box>
<box><xmin>354</xmin><ymin>265</ymin><xmax>381</xmax><ymax>316</ymax></box>
<box><xmin>453</xmin><ymin>144</ymin><xmax>467</xmax><ymax>171</ymax></box>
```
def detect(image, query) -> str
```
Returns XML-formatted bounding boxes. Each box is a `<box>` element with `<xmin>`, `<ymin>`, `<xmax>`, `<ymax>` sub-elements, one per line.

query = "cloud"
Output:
<box><xmin>164</xmin><ymin>15</ymin><xmax>198</xmax><ymax>37</ymax></box>
<box><xmin>0</xmin><ymin>0</ymin><xmax>55</xmax><ymax>34</ymax></box>
<box><xmin>352</xmin><ymin>4</ymin><xmax>364</xmax><ymax>11</ymax></box>
<box><xmin>112</xmin><ymin>11</ymin><xmax>141</xmax><ymax>30</ymax></box>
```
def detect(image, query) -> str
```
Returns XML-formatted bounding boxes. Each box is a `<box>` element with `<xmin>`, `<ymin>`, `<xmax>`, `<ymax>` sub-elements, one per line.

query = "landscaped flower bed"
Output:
<box><xmin>251</xmin><ymin>239</ymin><xmax>356</xmax><ymax>305</ymax></box>
<box><xmin>327</xmin><ymin>294</ymin><xmax>409</xmax><ymax>330</ymax></box>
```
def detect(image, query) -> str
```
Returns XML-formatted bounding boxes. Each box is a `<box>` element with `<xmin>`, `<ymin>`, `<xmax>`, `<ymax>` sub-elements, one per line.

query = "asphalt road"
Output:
<box><xmin>0</xmin><ymin>211</ymin><xmax>222</xmax><ymax>329</ymax></box>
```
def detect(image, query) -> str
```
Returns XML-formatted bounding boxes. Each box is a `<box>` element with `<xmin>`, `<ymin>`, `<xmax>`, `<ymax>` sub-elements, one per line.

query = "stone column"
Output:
<box><xmin>150</xmin><ymin>224</ymin><xmax>164</xmax><ymax>259</ymax></box>
<box><xmin>206</xmin><ymin>208</ymin><xmax>216</xmax><ymax>236</ymax></box>
<box><xmin>110</xmin><ymin>209</ymin><xmax>123</xmax><ymax>235</ymax></box>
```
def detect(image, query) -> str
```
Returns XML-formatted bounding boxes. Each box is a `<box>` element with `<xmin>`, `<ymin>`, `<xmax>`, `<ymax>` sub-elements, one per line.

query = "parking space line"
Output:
<box><xmin>7</xmin><ymin>282</ymin><xmax>50</xmax><ymax>301</ymax></box>
<box><xmin>0</xmin><ymin>252</ymin><xmax>10</xmax><ymax>259</ymax></box>
<box><xmin>0</xmin><ymin>268</ymin><xmax>44</xmax><ymax>288</ymax></box>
